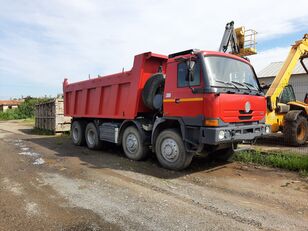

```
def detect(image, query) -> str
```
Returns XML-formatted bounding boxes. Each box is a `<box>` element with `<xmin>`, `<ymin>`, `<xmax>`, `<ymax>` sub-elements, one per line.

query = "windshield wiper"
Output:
<box><xmin>214</xmin><ymin>79</ymin><xmax>240</xmax><ymax>91</ymax></box>
<box><xmin>231</xmin><ymin>80</ymin><xmax>251</xmax><ymax>91</ymax></box>
<box><xmin>243</xmin><ymin>81</ymin><xmax>258</xmax><ymax>90</ymax></box>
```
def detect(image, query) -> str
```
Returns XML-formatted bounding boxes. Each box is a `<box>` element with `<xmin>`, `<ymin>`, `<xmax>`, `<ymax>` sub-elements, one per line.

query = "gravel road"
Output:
<box><xmin>0</xmin><ymin>120</ymin><xmax>307</xmax><ymax>231</ymax></box>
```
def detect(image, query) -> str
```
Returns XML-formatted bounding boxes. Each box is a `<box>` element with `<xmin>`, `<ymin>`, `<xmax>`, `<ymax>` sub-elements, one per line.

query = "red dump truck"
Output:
<box><xmin>63</xmin><ymin>49</ymin><xmax>270</xmax><ymax>170</ymax></box>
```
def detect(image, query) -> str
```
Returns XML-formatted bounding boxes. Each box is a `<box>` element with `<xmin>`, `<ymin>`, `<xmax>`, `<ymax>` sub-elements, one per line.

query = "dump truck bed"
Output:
<box><xmin>63</xmin><ymin>52</ymin><xmax>167</xmax><ymax>120</ymax></box>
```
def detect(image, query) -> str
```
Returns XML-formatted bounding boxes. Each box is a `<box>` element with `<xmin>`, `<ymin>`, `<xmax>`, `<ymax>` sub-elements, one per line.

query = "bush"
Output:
<box><xmin>0</xmin><ymin>108</ymin><xmax>21</xmax><ymax>120</ymax></box>
<box><xmin>0</xmin><ymin>97</ymin><xmax>51</xmax><ymax>120</ymax></box>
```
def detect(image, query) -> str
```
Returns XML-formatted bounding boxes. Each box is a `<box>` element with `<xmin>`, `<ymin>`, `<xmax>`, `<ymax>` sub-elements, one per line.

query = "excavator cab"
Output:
<box><xmin>279</xmin><ymin>85</ymin><xmax>296</xmax><ymax>105</ymax></box>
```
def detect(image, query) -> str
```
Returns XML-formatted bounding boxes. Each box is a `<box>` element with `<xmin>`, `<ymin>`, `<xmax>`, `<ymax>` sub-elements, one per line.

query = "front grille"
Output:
<box><xmin>239</xmin><ymin>116</ymin><xmax>252</xmax><ymax>120</ymax></box>
<box><xmin>239</xmin><ymin>110</ymin><xmax>253</xmax><ymax>114</ymax></box>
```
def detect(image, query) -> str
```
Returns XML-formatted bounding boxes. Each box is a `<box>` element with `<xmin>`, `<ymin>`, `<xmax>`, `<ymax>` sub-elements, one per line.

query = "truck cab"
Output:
<box><xmin>152</xmin><ymin>49</ymin><xmax>269</xmax><ymax>157</ymax></box>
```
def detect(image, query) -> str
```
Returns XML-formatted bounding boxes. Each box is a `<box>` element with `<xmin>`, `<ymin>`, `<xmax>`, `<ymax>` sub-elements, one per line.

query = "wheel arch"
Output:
<box><xmin>118</xmin><ymin>120</ymin><xmax>147</xmax><ymax>145</ymax></box>
<box><xmin>284</xmin><ymin>109</ymin><xmax>307</xmax><ymax>122</ymax></box>
<box><xmin>151</xmin><ymin>118</ymin><xmax>185</xmax><ymax>151</ymax></box>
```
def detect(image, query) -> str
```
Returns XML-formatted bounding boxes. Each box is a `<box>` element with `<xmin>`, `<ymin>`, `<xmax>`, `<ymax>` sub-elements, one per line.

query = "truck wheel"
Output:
<box><xmin>142</xmin><ymin>73</ymin><xmax>165</xmax><ymax>110</ymax></box>
<box><xmin>122</xmin><ymin>126</ymin><xmax>149</xmax><ymax>160</ymax></box>
<box><xmin>283</xmin><ymin>115</ymin><xmax>308</xmax><ymax>146</ymax></box>
<box><xmin>155</xmin><ymin>129</ymin><xmax>193</xmax><ymax>170</ymax></box>
<box><xmin>85</xmin><ymin>122</ymin><xmax>103</xmax><ymax>150</ymax></box>
<box><xmin>71</xmin><ymin>120</ymin><xmax>86</xmax><ymax>146</ymax></box>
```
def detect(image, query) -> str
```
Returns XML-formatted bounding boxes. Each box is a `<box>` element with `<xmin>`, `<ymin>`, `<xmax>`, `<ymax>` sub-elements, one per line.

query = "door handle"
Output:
<box><xmin>175</xmin><ymin>98</ymin><xmax>180</xmax><ymax>104</ymax></box>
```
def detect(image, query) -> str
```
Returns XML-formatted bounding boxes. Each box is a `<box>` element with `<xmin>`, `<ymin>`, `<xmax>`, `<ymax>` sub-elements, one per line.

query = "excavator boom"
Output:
<box><xmin>266</xmin><ymin>34</ymin><xmax>308</xmax><ymax>110</ymax></box>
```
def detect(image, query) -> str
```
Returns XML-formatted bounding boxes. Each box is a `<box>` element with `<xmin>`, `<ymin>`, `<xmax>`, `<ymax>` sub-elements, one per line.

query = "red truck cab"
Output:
<box><xmin>64</xmin><ymin>49</ymin><xmax>269</xmax><ymax>170</ymax></box>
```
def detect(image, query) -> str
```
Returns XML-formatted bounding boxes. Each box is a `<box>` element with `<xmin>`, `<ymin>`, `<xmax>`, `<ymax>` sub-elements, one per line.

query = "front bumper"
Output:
<box><xmin>200</xmin><ymin>124</ymin><xmax>270</xmax><ymax>145</ymax></box>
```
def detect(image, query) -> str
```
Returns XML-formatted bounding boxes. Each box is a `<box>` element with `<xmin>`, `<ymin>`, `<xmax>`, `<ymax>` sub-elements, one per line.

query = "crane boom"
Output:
<box><xmin>219</xmin><ymin>21</ymin><xmax>257</xmax><ymax>57</ymax></box>
<box><xmin>219</xmin><ymin>21</ymin><xmax>240</xmax><ymax>54</ymax></box>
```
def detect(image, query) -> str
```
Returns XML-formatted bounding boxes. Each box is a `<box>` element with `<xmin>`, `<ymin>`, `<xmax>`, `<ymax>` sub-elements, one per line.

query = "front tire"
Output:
<box><xmin>155</xmin><ymin>129</ymin><xmax>193</xmax><ymax>170</ymax></box>
<box><xmin>283</xmin><ymin>115</ymin><xmax>308</xmax><ymax>146</ymax></box>
<box><xmin>85</xmin><ymin>122</ymin><xmax>103</xmax><ymax>150</ymax></box>
<box><xmin>71</xmin><ymin>120</ymin><xmax>86</xmax><ymax>146</ymax></box>
<box><xmin>122</xmin><ymin>126</ymin><xmax>149</xmax><ymax>160</ymax></box>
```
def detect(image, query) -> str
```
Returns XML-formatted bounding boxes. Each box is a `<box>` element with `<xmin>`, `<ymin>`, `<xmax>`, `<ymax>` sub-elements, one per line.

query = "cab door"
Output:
<box><xmin>163</xmin><ymin>57</ymin><xmax>204</xmax><ymax>118</ymax></box>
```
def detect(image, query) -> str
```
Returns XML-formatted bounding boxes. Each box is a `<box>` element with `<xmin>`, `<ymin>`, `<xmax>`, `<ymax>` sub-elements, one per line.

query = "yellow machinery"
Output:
<box><xmin>219</xmin><ymin>21</ymin><xmax>257</xmax><ymax>57</ymax></box>
<box><xmin>266</xmin><ymin>34</ymin><xmax>308</xmax><ymax>146</ymax></box>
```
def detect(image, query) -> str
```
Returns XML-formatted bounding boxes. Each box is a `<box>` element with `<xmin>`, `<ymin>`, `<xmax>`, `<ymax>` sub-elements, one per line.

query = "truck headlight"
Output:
<box><xmin>265</xmin><ymin>126</ymin><xmax>270</xmax><ymax>134</ymax></box>
<box><xmin>218</xmin><ymin>130</ymin><xmax>225</xmax><ymax>140</ymax></box>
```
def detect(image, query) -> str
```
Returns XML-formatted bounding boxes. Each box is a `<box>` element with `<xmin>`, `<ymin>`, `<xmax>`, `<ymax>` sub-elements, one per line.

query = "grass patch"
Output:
<box><xmin>233</xmin><ymin>150</ymin><xmax>308</xmax><ymax>174</ymax></box>
<box><xmin>20</xmin><ymin>117</ymin><xmax>35</xmax><ymax>126</ymax></box>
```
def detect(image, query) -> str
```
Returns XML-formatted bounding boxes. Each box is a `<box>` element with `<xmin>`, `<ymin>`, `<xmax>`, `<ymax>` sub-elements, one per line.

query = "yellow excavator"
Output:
<box><xmin>265</xmin><ymin>34</ymin><xmax>308</xmax><ymax>146</ymax></box>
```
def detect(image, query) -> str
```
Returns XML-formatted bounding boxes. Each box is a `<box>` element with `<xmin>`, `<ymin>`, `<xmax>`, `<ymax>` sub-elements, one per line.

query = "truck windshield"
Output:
<box><xmin>204</xmin><ymin>56</ymin><xmax>260</xmax><ymax>91</ymax></box>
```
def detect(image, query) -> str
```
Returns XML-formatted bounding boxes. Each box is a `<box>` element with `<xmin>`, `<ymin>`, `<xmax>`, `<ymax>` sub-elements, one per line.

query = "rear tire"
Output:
<box><xmin>122</xmin><ymin>126</ymin><xmax>149</xmax><ymax>160</ymax></box>
<box><xmin>71</xmin><ymin>120</ymin><xmax>86</xmax><ymax>146</ymax></box>
<box><xmin>155</xmin><ymin>129</ymin><xmax>193</xmax><ymax>170</ymax></box>
<box><xmin>85</xmin><ymin>122</ymin><xmax>103</xmax><ymax>150</ymax></box>
<box><xmin>283</xmin><ymin>115</ymin><xmax>308</xmax><ymax>146</ymax></box>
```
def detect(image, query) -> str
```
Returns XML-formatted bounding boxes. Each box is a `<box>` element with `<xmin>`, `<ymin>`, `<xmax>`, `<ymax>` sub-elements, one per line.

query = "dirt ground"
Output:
<box><xmin>0</xmin><ymin>120</ymin><xmax>307</xmax><ymax>231</ymax></box>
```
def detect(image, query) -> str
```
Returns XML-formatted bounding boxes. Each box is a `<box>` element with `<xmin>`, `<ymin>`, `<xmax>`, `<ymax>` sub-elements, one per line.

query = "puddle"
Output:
<box><xmin>33</xmin><ymin>158</ymin><xmax>45</xmax><ymax>165</ymax></box>
<box><xmin>19</xmin><ymin>151</ymin><xmax>40</xmax><ymax>157</ymax></box>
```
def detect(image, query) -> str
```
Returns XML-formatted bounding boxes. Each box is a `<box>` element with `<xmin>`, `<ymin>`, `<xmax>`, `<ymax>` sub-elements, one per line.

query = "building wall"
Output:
<box><xmin>0</xmin><ymin>105</ymin><xmax>18</xmax><ymax>112</ymax></box>
<box><xmin>259</xmin><ymin>74</ymin><xmax>308</xmax><ymax>101</ymax></box>
<box><xmin>2</xmin><ymin>105</ymin><xmax>9</xmax><ymax>112</ymax></box>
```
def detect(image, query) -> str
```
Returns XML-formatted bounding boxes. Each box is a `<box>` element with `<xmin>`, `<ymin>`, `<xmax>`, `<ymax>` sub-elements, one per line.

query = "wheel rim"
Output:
<box><xmin>73</xmin><ymin>127</ymin><xmax>79</xmax><ymax>141</ymax></box>
<box><xmin>297</xmin><ymin>122</ymin><xmax>306</xmax><ymax>141</ymax></box>
<box><xmin>87</xmin><ymin>129</ymin><xmax>95</xmax><ymax>146</ymax></box>
<box><xmin>126</xmin><ymin>133</ymin><xmax>138</xmax><ymax>153</ymax></box>
<box><xmin>161</xmin><ymin>138</ymin><xmax>179</xmax><ymax>163</ymax></box>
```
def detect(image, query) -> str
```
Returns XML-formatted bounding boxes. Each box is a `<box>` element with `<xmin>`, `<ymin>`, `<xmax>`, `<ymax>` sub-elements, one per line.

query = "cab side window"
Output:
<box><xmin>177</xmin><ymin>61</ymin><xmax>200</xmax><ymax>87</ymax></box>
<box><xmin>279</xmin><ymin>85</ymin><xmax>296</xmax><ymax>104</ymax></box>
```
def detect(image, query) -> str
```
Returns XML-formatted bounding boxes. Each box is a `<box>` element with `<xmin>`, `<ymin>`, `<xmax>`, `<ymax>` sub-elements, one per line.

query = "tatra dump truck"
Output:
<box><xmin>63</xmin><ymin>49</ymin><xmax>270</xmax><ymax>170</ymax></box>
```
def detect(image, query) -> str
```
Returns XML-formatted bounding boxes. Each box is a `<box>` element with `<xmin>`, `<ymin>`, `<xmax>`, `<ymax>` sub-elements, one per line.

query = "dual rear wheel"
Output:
<box><xmin>122</xmin><ymin>127</ymin><xmax>194</xmax><ymax>170</ymax></box>
<box><xmin>71</xmin><ymin>121</ymin><xmax>102</xmax><ymax>150</ymax></box>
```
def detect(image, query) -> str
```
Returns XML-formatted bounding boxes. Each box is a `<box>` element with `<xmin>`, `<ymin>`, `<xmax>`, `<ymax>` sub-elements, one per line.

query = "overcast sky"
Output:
<box><xmin>0</xmin><ymin>0</ymin><xmax>307</xmax><ymax>99</ymax></box>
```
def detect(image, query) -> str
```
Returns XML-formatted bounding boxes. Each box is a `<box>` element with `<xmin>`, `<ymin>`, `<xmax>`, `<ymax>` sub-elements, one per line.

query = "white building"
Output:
<box><xmin>0</xmin><ymin>100</ymin><xmax>21</xmax><ymax>112</ymax></box>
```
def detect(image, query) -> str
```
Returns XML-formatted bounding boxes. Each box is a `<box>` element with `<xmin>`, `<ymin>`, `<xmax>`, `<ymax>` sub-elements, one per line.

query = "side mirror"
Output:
<box><xmin>186</xmin><ymin>60</ymin><xmax>196</xmax><ymax>82</ymax></box>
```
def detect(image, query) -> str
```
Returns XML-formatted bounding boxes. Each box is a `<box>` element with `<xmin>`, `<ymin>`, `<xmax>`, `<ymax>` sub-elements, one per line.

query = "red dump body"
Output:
<box><xmin>63</xmin><ymin>52</ymin><xmax>167</xmax><ymax>119</ymax></box>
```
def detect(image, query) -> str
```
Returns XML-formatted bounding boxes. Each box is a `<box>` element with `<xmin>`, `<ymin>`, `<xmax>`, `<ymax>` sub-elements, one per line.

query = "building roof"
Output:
<box><xmin>258</xmin><ymin>59</ymin><xmax>308</xmax><ymax>78</ymax></box>
<box><xmin>0</xmin><ymin>100</ymin><xmax>21</xmax><ymax>106</ymax></box>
